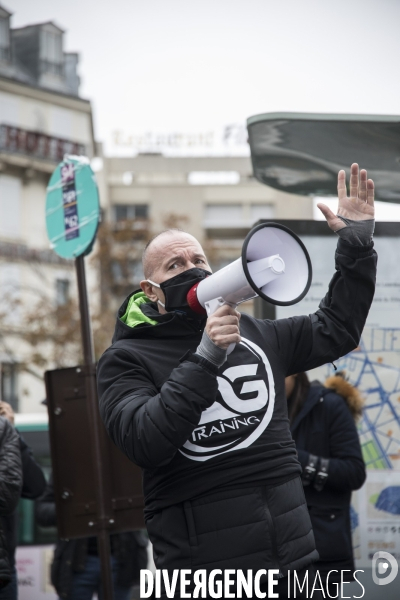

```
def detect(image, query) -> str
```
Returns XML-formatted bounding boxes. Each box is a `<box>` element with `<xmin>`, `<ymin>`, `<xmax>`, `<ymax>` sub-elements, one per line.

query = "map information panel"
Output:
<box><xmin>276</xmin><ymin>233</ymin><xmax>400</xmax><ymax>567</ymax></box>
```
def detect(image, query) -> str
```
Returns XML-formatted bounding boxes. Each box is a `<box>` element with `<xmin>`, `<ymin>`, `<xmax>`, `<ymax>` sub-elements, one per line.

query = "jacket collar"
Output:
<box><xmin>111</xmin><ymin>289</ymin><xmax>206</xmax><ymax>343</ymax></box>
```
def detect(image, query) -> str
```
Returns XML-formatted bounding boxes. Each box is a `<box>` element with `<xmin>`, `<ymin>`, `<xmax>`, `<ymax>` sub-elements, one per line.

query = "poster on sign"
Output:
<box><xmin>16</xmin><ymin>546</ymin><xmax>57</xmax><ymax>600</ymax></box>
<box><xmin>45</xmin><ymin>156</ymin><xmax>100</xmax><ymax>259</ymax></box>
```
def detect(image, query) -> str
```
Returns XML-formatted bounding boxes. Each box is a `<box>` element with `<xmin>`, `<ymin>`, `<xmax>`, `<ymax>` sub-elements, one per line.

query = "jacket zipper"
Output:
<box><xmin>261</xmin><ymin>487</ymin><xmax>283</xmax><ymax>577</ymax></box>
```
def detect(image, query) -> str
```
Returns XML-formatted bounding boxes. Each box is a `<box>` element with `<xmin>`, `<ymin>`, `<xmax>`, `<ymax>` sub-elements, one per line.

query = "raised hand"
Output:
<box><xmin>317</xmin><ymin>163</ymin><xmax>375</xmax><ymax>232</ymax></box>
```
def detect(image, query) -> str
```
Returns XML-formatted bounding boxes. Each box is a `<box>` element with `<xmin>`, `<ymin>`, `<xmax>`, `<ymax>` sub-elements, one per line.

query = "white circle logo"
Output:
<box><xmin>180</xmin><ymin>338</ymin><xmax>275</xmax><ymax>461</ymax></box>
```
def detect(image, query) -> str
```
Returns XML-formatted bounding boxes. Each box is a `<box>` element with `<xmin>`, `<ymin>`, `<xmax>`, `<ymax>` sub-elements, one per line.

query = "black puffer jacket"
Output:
<box><xmin>1</xmin><ymin>433</ymin><xmax>46</xmax><ymax>571</ymax></box>
<box><xmin>290</xmin><ymin>377</ymin><xmax>366</xmax><ymax>582</ymax></box>
<box><xmin>36</xmin><ymin>474</ymin><xmax>148</xmax><ymax>599</ymax></box>
<box><xmin>97</xmin><ymin>238</ymin><xmax>376</xmax><ymax>589</ymax></box>
<box><xmin>0</xmin><ymin>418</ymin><xmax>23</xmax><ymax>587</ymax></box>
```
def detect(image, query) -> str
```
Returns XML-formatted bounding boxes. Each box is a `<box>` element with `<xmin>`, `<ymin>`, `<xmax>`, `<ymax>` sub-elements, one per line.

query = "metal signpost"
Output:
<box><xmin>45</xmin><ymin>156</ymin><xmax>113</xmax><ymax>599</ymax></box>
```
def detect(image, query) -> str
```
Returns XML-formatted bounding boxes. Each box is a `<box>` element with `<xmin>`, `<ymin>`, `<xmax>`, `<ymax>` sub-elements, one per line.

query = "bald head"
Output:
<box><xmin>140</xmin><ymin>230</ymin><xmax>211</xmax><ymax>311</ymax></box>
<box><xmin>143</xmin><ymin>230</ymin><xmax>181</xmax><ymax>279</ymax></box>
<box><xmin>142</xmin><ymin>230</ymin><xmax>206</xmax><ymax>279</ymax></box>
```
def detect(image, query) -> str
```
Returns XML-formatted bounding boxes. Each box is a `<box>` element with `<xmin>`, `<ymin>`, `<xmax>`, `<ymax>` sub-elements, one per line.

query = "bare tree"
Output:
<box><xmin>0</xmin><ymin>212</ymin><xmax>204</xmax><ymax>386</ymax></box>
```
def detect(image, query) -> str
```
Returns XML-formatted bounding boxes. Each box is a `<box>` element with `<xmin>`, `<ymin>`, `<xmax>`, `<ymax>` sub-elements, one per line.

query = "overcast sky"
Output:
<box><xmin>6</xmin><ymin>0</ymin><xmax>400</xmax><ymax>157</ymax></box>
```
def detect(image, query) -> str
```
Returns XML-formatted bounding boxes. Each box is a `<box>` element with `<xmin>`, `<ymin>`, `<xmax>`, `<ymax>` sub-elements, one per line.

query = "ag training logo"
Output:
<box><xmin>180</xmin><ymin>338</ymin><xmax>275</xmax><ymax>462</ymax></box>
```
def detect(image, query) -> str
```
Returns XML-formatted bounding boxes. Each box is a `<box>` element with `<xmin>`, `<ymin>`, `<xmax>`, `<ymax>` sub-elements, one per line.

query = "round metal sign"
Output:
<box><xmin>45</xmin><ymin>156</ymin><xmax>100</xmax><ymax>259</ymax></box>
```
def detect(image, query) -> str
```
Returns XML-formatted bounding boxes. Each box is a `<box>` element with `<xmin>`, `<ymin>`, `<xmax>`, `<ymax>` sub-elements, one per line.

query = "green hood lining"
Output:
<box><xmin>120</xmin><ymin>291</ymin><xmax>157</xmax><ymax>328</ymax></box>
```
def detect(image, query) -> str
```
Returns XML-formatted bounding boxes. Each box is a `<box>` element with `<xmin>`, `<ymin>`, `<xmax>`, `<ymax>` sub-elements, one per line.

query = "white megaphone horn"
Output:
<box><xmin>187</xmin><ymin>222</ymin><xmax>312</xmax><ymax>352</ymax></box>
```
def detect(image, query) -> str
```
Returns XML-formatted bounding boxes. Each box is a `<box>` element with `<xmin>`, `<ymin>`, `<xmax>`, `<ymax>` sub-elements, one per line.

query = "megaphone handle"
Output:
<box><xmin>204</xmin><ymin>297</ymin><xmax>226</xmax><ymax>316</ymax></box>
<box><xmin>226</xmin><ymin>342</ymin><xmax>236</xmax><ymax>355</ymax></box>
<box><xmin>204</xmin><ymin>297</ymin><xmax>238</xmax><ymax>356</ymax></box>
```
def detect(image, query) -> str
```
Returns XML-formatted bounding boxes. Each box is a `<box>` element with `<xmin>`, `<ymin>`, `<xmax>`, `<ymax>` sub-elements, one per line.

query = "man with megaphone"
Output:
<box><xmin>98</xmin><ymin>164</ymin><xmax>376</xmax><ymax>599</ymax></box>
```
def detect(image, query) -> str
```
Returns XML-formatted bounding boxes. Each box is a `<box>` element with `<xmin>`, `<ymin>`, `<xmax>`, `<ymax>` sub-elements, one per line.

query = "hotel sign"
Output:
<box><xmin>0</xmin><ymin>124</ymin><xmax>86</xmax><ymax>163</ymax></box>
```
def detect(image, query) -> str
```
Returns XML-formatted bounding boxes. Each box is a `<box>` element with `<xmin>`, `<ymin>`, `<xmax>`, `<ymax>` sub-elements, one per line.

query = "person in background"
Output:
<box><xmin>0</xmin><ymin>409</ymin><xmax>22</xmax><ymax>597</ymax></box>
<box><xmin>36</xmin><ymin>472</ymin><xmax>148</xmax><ymax>600</ymax></box>
<box><xmin>0</xmin><ymin>401</ymin><xmax>46</xmax><ymax>600</ymax></box>
<box><xmin>285</xmin><ymin>371</ymin><xmax>366</xmax><ymax>596</ymax></box>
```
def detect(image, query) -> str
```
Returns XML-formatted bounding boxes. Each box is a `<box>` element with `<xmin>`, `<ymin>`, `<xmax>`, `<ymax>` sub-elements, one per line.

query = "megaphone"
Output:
<box><xmin>187</xmin><ymin>222</ymin><xmax>312</xmax><ymax>351</ymax></box>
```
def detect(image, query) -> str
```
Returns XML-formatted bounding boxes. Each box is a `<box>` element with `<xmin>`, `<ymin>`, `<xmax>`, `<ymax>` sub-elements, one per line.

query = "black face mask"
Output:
<box><xmin>147</xmin><ymin>268</ymin><xmax>211</xmax><ymax>316</ymax></box>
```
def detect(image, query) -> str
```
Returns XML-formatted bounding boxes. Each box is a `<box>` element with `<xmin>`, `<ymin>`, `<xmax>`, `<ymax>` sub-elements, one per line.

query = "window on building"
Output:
<box><xmin>188</xmin><ymin>172</ymin><xmax>240</xmax><ymax>185</ymax></box>
<box><xmin>204</xmin><ymin>204</ymin><xmax>243</xmax><ymax>228</ymax></box>
<box><xmin>110</xmin><ymin>261</ymin><xmax>123</xmax><ymax>284</ymax></box>
<box><xmin>111</xmin><ymin>260</ymin><xmax>144</xmax><ymax>285</ymax></box>
<box><xmin>55</xmin><ymin>279</ymin><xmax>70</xmax><ymax>306</ymax></box>
<box><xmin>114</xmin><ymin>204</ymin><xmax>148</xmax><ymax>221</ymax></box>
<box><xmin>0</xmin><ymin>176</ymin><xmax>21</xmax><ymax>239</ymax></box>
<box><xmin>115</xmin><ymin>206</ymin><xmax>128</xmax><ymax>221</ymax></box>
<box><xmin>134</xmin><ymin>205</ymin><xmax>148</xmax><ymax>218</ymax></box>
<box><xmin>122</xmin><ymin>171</ymin><xmax>134</xmax><ymax>185</ymax></box>
<box><xmin>1</xmin><ymin>363</ymin><xmax>18</xmax><ymax>412</ymax></box>
<box><xmin>40</xmin><ymin>29</ymin><xmax>63</xmax><ymax>75</ymax></box>
<box><xmin>128</xmin><ymin>260</ymin><xmax>144</xmax><ymax>283</ymax></box>
<box><xmin>250</xmin><ymin>204</ymin><xmax>275</xmax><ymax>223</ymax></box>
<box><xmin>0</xmin><ymin>16</ymin><xmax>10</xmax><ymax>61</ymax></box>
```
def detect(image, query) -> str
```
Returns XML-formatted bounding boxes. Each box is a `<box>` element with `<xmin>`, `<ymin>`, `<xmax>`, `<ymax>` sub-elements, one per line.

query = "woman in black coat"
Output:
<box><xmin>286</xmin><ymin>372</ymin><xmax>366</xmax><ymax>595</ymax></box>
<box><xmin>0</xmin><ymin>417</ymin><xmax>22</xmax><ymax>591</ymax></box>
<box><xmin>0</xmin><ymin>400</ymin><xmax>46</xmax><ymax>600</ymax></box>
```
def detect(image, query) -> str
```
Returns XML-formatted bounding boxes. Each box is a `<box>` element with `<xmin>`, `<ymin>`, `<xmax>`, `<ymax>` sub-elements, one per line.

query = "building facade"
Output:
<box><xmin>0</xmin><ymin>5</ymin><xmax>96</xmax><ymax>413</ymax></box>
<box><xmin>0</xmin><ymin>4</ymin><xmax>315</xmax><ymax>411</ymax></box>
<box><xmin>101</xmin><ymin>154</ymin><xmax>314</xmax><ymax>312</ymax></box>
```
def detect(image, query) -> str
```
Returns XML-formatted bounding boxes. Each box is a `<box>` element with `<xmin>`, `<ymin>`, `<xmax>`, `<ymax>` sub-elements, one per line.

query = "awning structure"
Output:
<box><xmin>247</xmin><ymin>112</ymin><xmax>400</xmax><ymax>203</ymax></box>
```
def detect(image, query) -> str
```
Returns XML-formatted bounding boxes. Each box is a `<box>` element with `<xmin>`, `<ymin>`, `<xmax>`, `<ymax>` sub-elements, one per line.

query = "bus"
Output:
<box><xmin>14</xmin><ymin>412</ymin><xmax>58</xmax><ymax>599</ymax></box>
